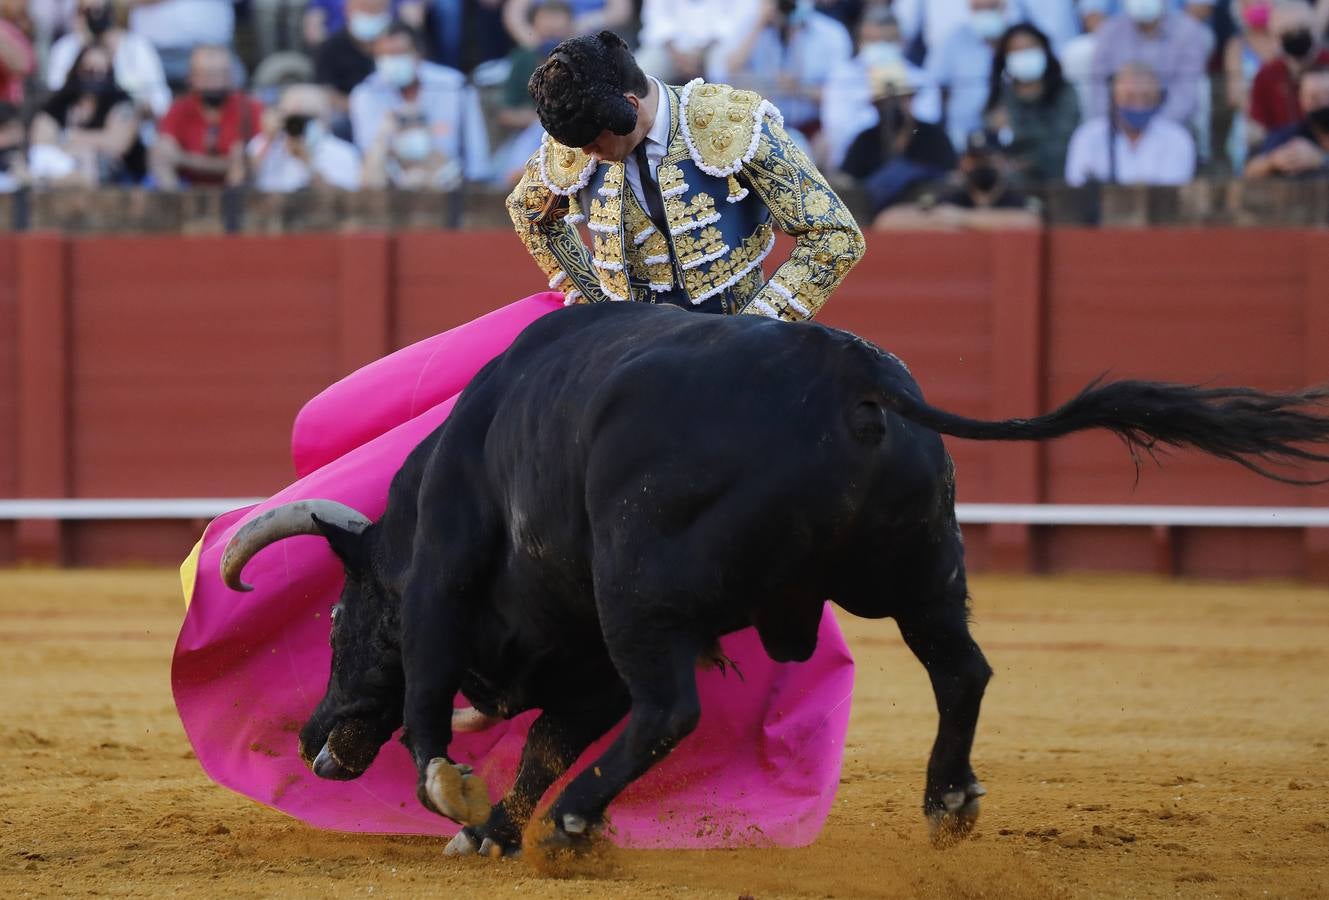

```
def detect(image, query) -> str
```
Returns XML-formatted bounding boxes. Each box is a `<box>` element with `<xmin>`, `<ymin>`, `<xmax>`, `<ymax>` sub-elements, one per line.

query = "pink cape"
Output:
<box><xmin>172</xmin><ymin>292</ymin><xmax>855</xmax><ymax>848</ymax></box>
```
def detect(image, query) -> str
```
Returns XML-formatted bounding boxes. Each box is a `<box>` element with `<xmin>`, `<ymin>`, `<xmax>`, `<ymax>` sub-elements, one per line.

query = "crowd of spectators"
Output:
<box><xmin>0</xmin><ymin>0</ymin><xmax>1326</xmax><ymax>227</ymax></box>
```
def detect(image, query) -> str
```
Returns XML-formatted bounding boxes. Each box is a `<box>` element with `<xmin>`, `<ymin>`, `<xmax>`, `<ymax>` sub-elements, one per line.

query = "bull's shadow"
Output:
<box><xmin>220</xmin><ymin>302</ymin><xmax>1329</xmax><ymax>859</ymax></box>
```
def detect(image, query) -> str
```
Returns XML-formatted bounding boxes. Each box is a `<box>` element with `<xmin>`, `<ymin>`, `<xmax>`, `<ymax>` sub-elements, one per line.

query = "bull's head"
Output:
<box><xmin>220</xmin><ymin>500</ymin><xmax>404</xmax><ymax>781</ymax></box>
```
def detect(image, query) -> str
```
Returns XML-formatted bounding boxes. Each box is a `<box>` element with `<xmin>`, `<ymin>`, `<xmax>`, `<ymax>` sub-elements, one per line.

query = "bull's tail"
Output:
<box><xmin>887</xmin><ymin>378</ymin><xmax>1329</xmax><ymax>486</ymax></box>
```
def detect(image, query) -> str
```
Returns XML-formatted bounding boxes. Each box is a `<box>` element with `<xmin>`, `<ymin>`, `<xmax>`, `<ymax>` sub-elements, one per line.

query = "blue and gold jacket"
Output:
<box><xmin>505</xmin><ymin>80</ymin><xmax>865</xmax><ymax>321</ymax></box>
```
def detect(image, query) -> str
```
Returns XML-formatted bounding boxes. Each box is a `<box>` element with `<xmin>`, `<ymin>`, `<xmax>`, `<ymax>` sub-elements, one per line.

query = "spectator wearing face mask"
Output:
<box><xmin>914</xmin><ymin>0</ymin><xmax>1012</xmax><ymax>151</ymax></box>
<box><xmin>822</xmin><ymin>6</ymin><xmax>929</xmax><ymax>171</ymax></box>
<box><xmin>1245</xmin><ymin>66</ymin><xmax>1329</xmax><ymax>176</ymax></box>
<box><xmin>708</xmin><ymin>0</ymin><xmax>853</xmax><ymax>142</ymax></box>
<box><xmin>878</xmin><ymin>130</ymin><xmax>1042</xmax><ymax>229</ymax></box>
<box><xmin>349</xmin><ymin>20</ymin><xmax>489</xmax><ymax>181</ymax></box>
<box><xmin>841</xmin><ymin>61</ymin><xmax>957</xmax><ymax>217</ymax></box>
<box><xmin>1089</xmin><ymin>0</ymin><xmax>1210</xmax><ymax>126</ymax></box>
<box><xmin>1066</xmin><ymin>59</ymin><xmax>1195</xmax><ymax>184</ymax></box>
<box><xmin>30</xmin><ymin>42</ymin><xmax>147</xmax><ymax>185</ymax></box>
<box><xmin>1248</xmin><ymin>1</ymin><xmax>1329</xmax><ymax>141</ymax></box>
<box><xmin>985</xmin><ymin>23</ymin><xmax>1080</xmax><ymax>185</ymax></box>
<box><xmin>47</xmin><ymin>0</ymin><xmax>171</xmax><ymax>119</ymax></box>
<box><xmin>314</xmin><ymin>0</ymin><xmax>396</xmax><ymax>112</ymax></box>
<box><xmin>126</xmin><ymin>0</ymin><xmax>236</xmax><ymax>87</ymax></box>
<box><xmin>1224</xmin><ymin>0</ymin><xmax>1282</xmax><ymax>170</ymax></box>
<box><xmin>635</xmin><ymin>0</ymin><xmax>759</xmax><ymax>83</ymax></box>
<box><xmin>247</xmin><ymin>83</ymin><xmax>362</xmax><ymax>191</ymax></box>
<box><xmin>150</xmin><ymin>44</ymin><xmax>264</xmax><ymax>188</ymax></box>
<box><xmin>0</xmin><ymin>0</ymin><xmax>33</xmax><ymax>104</ymax></box>
<box><xmin>0</xmin><ymin>100</ymin><xmax>28</xmax><ymax>191</ymax></box>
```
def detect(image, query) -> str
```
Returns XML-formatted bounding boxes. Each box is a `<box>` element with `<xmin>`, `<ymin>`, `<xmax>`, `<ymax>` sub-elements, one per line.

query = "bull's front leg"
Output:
<box><xmin>896</xmin><ymin>599</ymin><xmax>992</xmax><ymax>846</ymax></box>
<box><xmin>445</xmin><ymin>695</ymin><xmax>629</xmax><ymax>858</ymax></box>
<box><xmin>399</xmin><ymin>577</ymin><xmax>492</xmax><ymax>829</ymax></box>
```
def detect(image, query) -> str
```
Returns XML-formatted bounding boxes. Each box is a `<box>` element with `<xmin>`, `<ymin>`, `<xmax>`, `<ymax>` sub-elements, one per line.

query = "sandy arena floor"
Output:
<box><xmin>1</xmin><ymin>569</ymin><xmax>1327</xmax><ymax>898</ymax></box>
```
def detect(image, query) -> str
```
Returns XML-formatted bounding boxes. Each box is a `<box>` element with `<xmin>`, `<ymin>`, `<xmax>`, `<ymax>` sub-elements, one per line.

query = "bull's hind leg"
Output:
<box><xmin>531</xmin><ymin>623</ymin><xmax>703</xmax><ymax>854</ymax></box>
<box><xmin>445</xmin><ymin>695</ymin><xmax>629</xmax><ymax>858</ymax></box>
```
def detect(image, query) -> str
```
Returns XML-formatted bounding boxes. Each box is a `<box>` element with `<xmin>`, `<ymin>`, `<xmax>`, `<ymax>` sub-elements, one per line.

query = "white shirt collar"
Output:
<box><xmin>644</xmin><ymin>76</ymin><xmax>671</xmax><ymax>150</ymax></box>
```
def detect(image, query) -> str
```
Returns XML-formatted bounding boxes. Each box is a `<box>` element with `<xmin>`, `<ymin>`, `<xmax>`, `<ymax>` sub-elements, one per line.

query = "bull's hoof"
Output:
<box><xmin>425</xmin><ymin>758</ymin><xmax>491</xmax><ymax>827</ymax></box>
<box><xmin>444</xmin><ymin>825</ymin><xmax>522</xmax><ymax>859</ymax></box>
<box><xmin>521</xmin><ymin>812</ymin><xmax>607</xmax><ymax>877</ymax></box>
<box><xmin>926</xmin><ymin>781</ymin><xmax>986</xmax><ymax>848</ymax></box>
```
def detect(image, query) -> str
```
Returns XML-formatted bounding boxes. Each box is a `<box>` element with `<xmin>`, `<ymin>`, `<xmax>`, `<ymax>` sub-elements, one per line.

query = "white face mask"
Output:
<box><xmin>393</xmin><ymin>127</ymin><xmax>433</xmax><ymax>161</ymax></box>
<box><xmin>1005</xmin><ymin>46</ymin><xmax>1047</xmax><ymax>82</ymax></box>
<box><xmin>1124</xmin><ymin>0</ymin><xmax>1164</xmax><ymax>23</ymax></box>
<box><xmin>376</xmin><ymin>53</ymin><xmax>418</xmax><ymax>88</ymax></box>
<box><xmin>860</xmin><ymin>40</ymin><xmax>904</xmax><ymax>68</ymax></box>
<box><xmin>348</xmin><ymin>11</ymin><xmax>390</xmax><ymax>42</ymax></box>
<box><xmin>970</xmin><ymin>8</ymin><xmax>1007</xmax><ymax>40</ymax></box>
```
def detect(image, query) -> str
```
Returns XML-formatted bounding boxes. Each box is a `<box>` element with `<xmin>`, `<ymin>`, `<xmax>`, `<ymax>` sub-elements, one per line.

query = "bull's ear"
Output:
<box><xmin>311</xmin><ymin>514</ymin><xmax>371</xmax><ymax>573</ymax></box>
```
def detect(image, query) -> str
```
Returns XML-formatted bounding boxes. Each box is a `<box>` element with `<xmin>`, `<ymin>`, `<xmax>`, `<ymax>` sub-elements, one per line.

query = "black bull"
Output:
<box><xmin>220</xmin><ymin>302</ymin><xmax>1329</xmax><ymax>856</ymax></box>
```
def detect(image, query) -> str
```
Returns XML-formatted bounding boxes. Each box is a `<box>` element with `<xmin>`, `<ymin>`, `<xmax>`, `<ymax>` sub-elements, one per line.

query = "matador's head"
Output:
<box><xmin>528</xmin><ymin>30</ymin><xmax>651</xmax><ymax>161</ymax></box>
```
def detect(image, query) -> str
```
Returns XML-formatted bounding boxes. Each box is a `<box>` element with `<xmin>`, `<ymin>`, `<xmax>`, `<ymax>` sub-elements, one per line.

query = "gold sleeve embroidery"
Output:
<box><xmin>738</xmin><ymin>119</ymin><xmax>865</xmax><ymax>322</ymax></box>
<box><xmin>505</xmin><ymin>154</ymin><xmax>606</xmax><ymax>305</ymax></box>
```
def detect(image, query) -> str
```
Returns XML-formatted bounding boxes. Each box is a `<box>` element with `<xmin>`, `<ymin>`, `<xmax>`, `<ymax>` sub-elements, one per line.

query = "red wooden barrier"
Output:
<box><xmin>0</xmin><ymin>228</ymin><xmax>1325</xmax><ymax>578</ymax></box>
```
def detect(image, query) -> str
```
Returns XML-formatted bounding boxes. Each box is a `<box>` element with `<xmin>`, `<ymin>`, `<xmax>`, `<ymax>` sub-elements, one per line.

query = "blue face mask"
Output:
<box><xmin>1118</xmin><ymin>104</ymin><xmax>1158</xmax><ymax>132</ymax></box>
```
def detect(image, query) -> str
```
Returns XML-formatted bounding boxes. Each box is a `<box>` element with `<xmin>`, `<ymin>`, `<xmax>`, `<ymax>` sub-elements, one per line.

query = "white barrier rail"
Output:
<box><xmin>0</xmin><ymin>499</ymin><xmax>1328</xmax><ymax>528</ymax></box>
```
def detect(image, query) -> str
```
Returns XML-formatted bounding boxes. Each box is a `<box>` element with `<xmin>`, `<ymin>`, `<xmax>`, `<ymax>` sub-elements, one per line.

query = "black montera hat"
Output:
<box><xmin>527</xmin><ymin>31</ymin><xmax>640</xmax><ymax>148</ymax></box>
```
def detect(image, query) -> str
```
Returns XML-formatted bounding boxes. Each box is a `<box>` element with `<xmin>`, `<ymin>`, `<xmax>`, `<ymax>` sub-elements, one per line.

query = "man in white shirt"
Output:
<box><xmin>348</xmin><ymin>20</ymin><xmax>490</xmax><ymax>182</ymax></box>
<box><xmin>1065</xmin><ymin>60</ymin><xmax>1195</xmax><ymax>185</ymax></box>
<box><xmin>248</xmin><ymin>83</ymin><xmax>362</xmax><ymax>192</ymax></box>
<box><xmin>635</xmin><ymin>0</ymin><xmax>758</xmax><ymax>83</ymax></box>
<box><xmin>914</xmin><ymin>0</ymin><xmax>1011</xmax><ymax>150</ymax></box>
<box><xmin>127</xmin><ymin>0</ymin><xmax>235</xmax><ymax>86</ymax></box>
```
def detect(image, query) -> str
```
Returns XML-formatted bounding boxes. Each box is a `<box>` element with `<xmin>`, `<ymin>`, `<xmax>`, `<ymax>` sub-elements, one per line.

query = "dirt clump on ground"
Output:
<box><xmin>2</xmin><ymin>569</ymin><xmax>1327</xmax><ymax>898</ymax></box>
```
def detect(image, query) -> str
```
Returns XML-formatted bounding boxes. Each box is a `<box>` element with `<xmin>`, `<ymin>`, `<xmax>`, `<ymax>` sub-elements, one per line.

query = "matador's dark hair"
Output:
<box><xmin>528</xmin><ymin>31</ymin><xmax>649</xmax><ymax>148</ymax></box>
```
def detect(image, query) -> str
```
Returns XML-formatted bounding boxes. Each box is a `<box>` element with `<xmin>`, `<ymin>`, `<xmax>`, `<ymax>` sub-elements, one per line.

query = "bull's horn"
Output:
<box><xmin>221</xmin><ymin>500</ymin><xmax>371</xmax><ymax>592</ymax></box>
<box><xmin>452</xmin><ymin>707</ymin><xmax>501</xmax><ymax>733</ymax></box>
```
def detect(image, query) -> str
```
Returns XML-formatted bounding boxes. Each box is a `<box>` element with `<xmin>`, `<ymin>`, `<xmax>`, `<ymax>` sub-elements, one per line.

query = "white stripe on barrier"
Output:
<box><xmin>0</xmin><ymin>499</ymin><xmax>1328</xmax><ymax>527</ymax></box>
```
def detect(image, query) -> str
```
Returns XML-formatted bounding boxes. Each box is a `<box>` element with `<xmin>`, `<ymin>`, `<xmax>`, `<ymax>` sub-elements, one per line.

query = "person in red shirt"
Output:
<box><xmin>0</xmin><ymin>2</ymin><xmax>35</xmax><ymax>105</ymax></box>
<box><xmin>150</xmin><ymin>44</ymin><xmax>263</xmax><ymax>188</ymax></box>
<box><xmin>1248</xmin><ymin>1</ymin><xmax>1329</xmax><ymax>143</ymax></box>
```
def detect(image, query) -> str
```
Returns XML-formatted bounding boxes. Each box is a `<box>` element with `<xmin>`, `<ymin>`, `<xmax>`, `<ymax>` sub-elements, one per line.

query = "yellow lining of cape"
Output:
<box><xmin>180</xmin><ymin>538</ymin><xmax>203</xmax><ymax>609</ymax></box>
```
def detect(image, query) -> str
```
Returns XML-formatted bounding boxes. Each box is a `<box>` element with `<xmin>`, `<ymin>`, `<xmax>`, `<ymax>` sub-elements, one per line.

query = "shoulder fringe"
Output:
<box><xmin>678</xmin><ymin>79</ymin><xmax>785</xmax><ymax>179</ymax></box>
<box><xmin>538</xmin><ymin>136</ymin><xmax>597</xmax><ymax>197</ymax></box>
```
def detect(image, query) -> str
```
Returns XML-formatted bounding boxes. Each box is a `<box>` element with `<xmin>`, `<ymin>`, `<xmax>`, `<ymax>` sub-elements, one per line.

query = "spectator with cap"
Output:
<box><xmin>150</xmin><ymin>44</ymin><xmax>265</xmax><ymax>188</ymax></box>
<box><xmin>635</xmin><ymin>0</ymin><xmax>758</xmax><ymax>83</ymax></box>
<box><xmin>0</xmin><ymin>0</ymin><xmax>33</xmax><ymax>105</ymax></box>
<box><xmin>47</xmin><ymin>0</ymin><xmax>171</xmax><ymax>119</ymax></box>
<box><xmin>1244</xmin><ymin>65</ymin><xmax>1329</xmax><ymax>176</ymax></box>
<box><xmin>1248</xmin><ymin>1</ymin><xmax>1329</xmax><ymax>140</ymax></box>
<box><xmin>1089</xmin><ymin>0</ymin><xmax>1210</xmax><ymax>125</ymax></box>
<box><xmin>877</xmin><ymin>129</ymin><xmax>1042</xmax><ymax>228</ymax></box>
<box><xmin>126</xmin><ymin>0</ymin><xmax>236</xmax><ymax>87</ymax></box>
<box><xmin>247</xmin><ymin>83</ymin><xmax>362</xmax><ymax>190</ymax></box>
<box><xmin>0</xmin><ymin>100</ymin><xmax>28</xmax><ymax>191</ymax></box>
<box><xmin>1065</xmin><ymin>59</ymin><xmax>1195</xmax><ymax>183</ymax></box>
<box><xmin>841</xmin><ymin>59</ymin><xmax>957</xmax><ymax>215</ymax></box>
<box><xmin>348</xmin><ymin>20</ymin><xmax>489</xmax><ymax>181</ymax></box>
<box><xmin>985</xmin><ymin>22</ymin><xmax>1081</xmax><ymax>184</ymax></box>
<box><xmin>31</xmin><ymin>41</ymin><xmax>147</xmax><ymax>184</ymax></box>
<box><xmin>822</xmin><ymin>5</ymin><xmax>929</xmax><ymax>171</ymax></box>
<box><xmin>708</xmin><ymin>0</ymin><xmax>853</xmax><ymax>144</ymax></box>
<box><xmin>915</xmin><ymin>0</ymin><xmax>1012</xmax><ymax>150</ymax></box>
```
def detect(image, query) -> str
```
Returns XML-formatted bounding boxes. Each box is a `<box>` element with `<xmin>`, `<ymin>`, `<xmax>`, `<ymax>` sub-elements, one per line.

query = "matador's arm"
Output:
<box><xmin>739</xmin><ymin>118</ymin><xmax>865</xmax><ymax>321</ymax></box>
<box><xmin>505</xmin><ymin>149</ymin><xmax>608</xmax><ymax>305</ymax></box>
